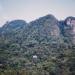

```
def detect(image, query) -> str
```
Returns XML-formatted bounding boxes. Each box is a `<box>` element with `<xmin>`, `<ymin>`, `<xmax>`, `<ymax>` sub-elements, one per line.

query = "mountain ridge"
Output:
<box><xmin>0</xmin><ymin>14</ymin><xmax>75</xmax><ymax>45</ymax></box>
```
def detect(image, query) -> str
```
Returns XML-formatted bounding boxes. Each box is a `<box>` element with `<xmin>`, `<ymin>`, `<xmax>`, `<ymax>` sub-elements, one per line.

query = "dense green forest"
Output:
<box><xmin>0</xmin><ymin>15</ymin><xmax>75</xmax><ymax>75</ymax></box>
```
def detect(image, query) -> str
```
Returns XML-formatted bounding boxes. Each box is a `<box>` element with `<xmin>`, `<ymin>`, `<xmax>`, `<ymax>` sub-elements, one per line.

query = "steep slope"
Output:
<box><xmin>27</xmin><ymin>14</ymin><xmax>62</xmax><ymax>45</ymax></box>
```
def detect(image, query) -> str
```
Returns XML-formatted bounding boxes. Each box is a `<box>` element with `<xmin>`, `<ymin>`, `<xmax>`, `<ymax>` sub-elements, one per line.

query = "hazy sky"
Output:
<box><xmin>0</xmin><ymin>0</ymin><xmax>75</xmax><ymax>26</ymax></box>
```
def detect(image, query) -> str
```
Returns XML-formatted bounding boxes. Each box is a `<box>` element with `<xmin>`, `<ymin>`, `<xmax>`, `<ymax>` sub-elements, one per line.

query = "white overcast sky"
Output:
<box><xmin>0</xmin><ymin>0</ymin><xmax>75</xmax><ymax>27</ymax></box>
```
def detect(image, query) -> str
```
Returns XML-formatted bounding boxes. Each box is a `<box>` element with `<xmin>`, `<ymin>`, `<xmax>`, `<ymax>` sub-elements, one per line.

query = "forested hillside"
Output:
<box><xmin>0</xmin><ymin>14</ymin><xmax>75</xmax><ymax>75</ymax></box>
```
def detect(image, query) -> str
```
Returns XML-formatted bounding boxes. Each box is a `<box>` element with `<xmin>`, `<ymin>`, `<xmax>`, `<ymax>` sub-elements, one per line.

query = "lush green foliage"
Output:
<box><xmin>0</xmin><ymin>15</ymin><xmax>75</xmax><ymax>75</ymax></box>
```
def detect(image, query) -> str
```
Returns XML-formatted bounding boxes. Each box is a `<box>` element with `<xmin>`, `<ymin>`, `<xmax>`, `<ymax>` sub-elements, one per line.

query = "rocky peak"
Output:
<box><xmin>63</xmin><ymin>17</ymin><xmax>75</xmax><ymax>44</ymax></box>
<box><xmin>65</xmin><ymin>17</ymin><xmax>75</xmax><ymax>33</ymax></box>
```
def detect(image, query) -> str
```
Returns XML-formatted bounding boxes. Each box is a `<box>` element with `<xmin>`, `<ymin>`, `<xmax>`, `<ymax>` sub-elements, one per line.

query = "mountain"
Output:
<box><xmin>0</xmin><ymin>14</ymin><xmax>75</xmax><ymax>75</ymax></box>
<box><xmin>0</xmin><ymin>14</ymin><xmax>63</xmax><ymax>48</ymax></box>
